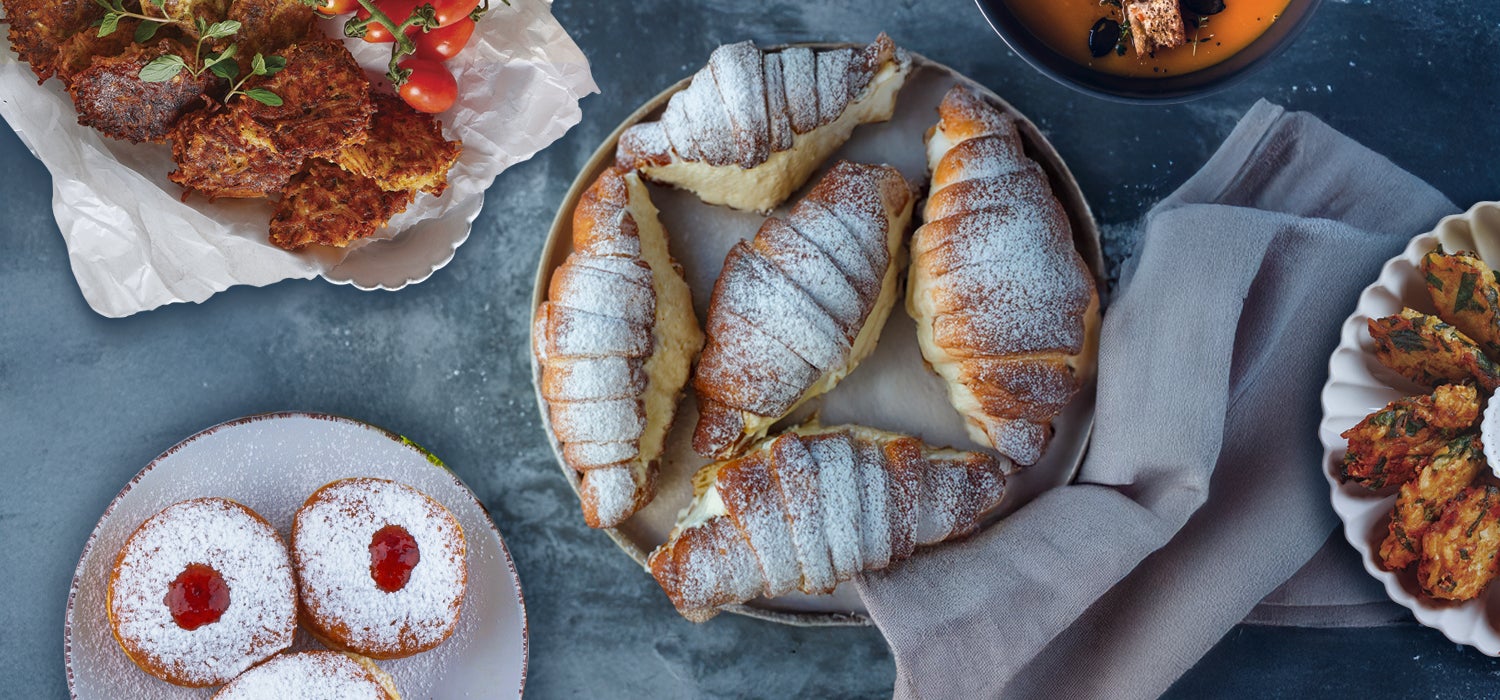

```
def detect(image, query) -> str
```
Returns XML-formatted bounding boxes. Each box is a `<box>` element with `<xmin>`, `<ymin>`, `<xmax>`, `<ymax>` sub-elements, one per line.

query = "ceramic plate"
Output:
<box><xmin>531</xmin><ymin>45</ymin><xmax>1105</xmax><ymax>626</ymax></box>
<box><xmin>64</xmin><ymin>413</ymin><xmax>527</xmax><ymax>698</ymax></box>
<box><xmin>1321</xmin><ymin>201</ymin><xmax>1500</xmax><ymax>653</ymax></box>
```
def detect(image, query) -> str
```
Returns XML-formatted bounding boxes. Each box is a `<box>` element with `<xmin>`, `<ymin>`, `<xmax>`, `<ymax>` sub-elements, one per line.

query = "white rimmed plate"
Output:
<box><xmin>531</xmin><ymin>45</ymin><xmax>1105</xmax><ymax>626</ymax></box>
<box><xmin>64</xmin><ymin>413</ymin><xmax>527</xmax><ymax>698</ymax></box>
<box><xmin>1321</xmin><ymin>201</ymin><xmax>1500</xmax><ymax>654</ymax></box>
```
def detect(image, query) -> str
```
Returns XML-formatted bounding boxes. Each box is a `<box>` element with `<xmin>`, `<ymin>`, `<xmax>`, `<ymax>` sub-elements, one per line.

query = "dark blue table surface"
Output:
<box><xmin>2</xmin><ymin>0</ymin><xmax>1498</xmax><ymax>697</ymax></box>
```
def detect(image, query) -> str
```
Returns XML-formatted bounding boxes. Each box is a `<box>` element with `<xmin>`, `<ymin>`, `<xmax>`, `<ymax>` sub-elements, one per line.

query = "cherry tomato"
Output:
<box><xmin>314</xmin><ymin>0</ymin><xmax>360</xmax><ymax>15</ymax></box>
<box><xmin>399</xmin><ymin>59</ymin><xmax>458</xmax><ymax>113</ymax></box>
<box><xmin>413</xmin><ymin>18</ymin><xmax>474</xmax><ymax>61</ymax></box>
<box><xmin>359</xmin><ymin>0</ymin><xmax>480</xmax><ymax>42</ymax></box>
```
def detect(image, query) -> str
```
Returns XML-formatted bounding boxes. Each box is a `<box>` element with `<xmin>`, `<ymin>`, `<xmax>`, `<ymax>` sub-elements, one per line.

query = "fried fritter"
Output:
<box><xmin>1380</xmin><ymin>433</ymin><xmax>1485</xmax><ymax>570</ymax></box>
<box><xmin>269</xmin><ymin>160</ymin><xmax>413</xmax><ymax>250</ymax></box>
<box><xmin>1369</xmin><ymin>308</ymin><xmax>1500</xmax><ymax>392</ymax></box>
<box><xmin>66</xmin><ymin>38</ymin><xmax>221</xmax><ymax>143</ymax></box>
<box><xmin>141</xmin><ymin>0</ymin><xmax>231</xmax><ymax>31</ymax></box>
<box><xmin>240</xmin><ymin>38</ymin><xmax>373</xmax><ymax>158</ymax></box>
<box><xmin>1419</xmin><ymin>484</ymin><xmax>1500</xmax><ymax>601</ymax></box>
<box><xmin>51</xmin><ymin>19</ymin><xmax>141</xmax><ymax>87</ymax></box>
<box><xmin>1423</xmin><ymin>249</ymin><xmax>1500</xmax><ymax>358</ymax></box>
<box><xmin>333</xmin><ymin>92</ymin><xmax>463</xmax><ymax>196</ymax></box>
<box><xmin>228</xmin><ymin>0</ymin><xmax>316</xmax><ymax>56</ymax></box>
<box><xmin>169</xmin><ymin>107</ymin><xmax>301</xmax><ymax>199</ymax></box>
<box><xmin>1340</xmin><ymin>383</ymin><xmax>1480</xmax><ymax>490</ymax></box>
<box><xmin>1</xmin><ymin>0</ymin><xmax>101</xmax><ymax>83</ymax></box>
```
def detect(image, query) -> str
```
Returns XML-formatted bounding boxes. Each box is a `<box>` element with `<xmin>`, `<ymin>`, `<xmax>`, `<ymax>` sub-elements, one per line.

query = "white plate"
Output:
<box><xmin>64</xmin><ymin>413</ymin><xmax>528</xmax><ymax>698</ymax></box>
<box><xmin>531</xmin><ymin>47</ymin><xmax>1104</xmax><ymax>626</ymax></box>
<box><xmin>1320</xmin><ymin>201</ymin><xmax>1500</xmax><ymax>654</ymax></box>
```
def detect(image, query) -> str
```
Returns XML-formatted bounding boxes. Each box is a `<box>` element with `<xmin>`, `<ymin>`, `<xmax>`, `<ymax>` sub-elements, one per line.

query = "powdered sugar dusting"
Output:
<box><xmin>212</xmin><ymin>652</ymin><xmax>390</xmax><ymax>699</ymax></box>
<box><xmin>778</xmin><ymin>47</ymin><xmax>819</xmax><ymax>135</ymax></box>
<box><xmin>708</xmin><ymin>41</ymin><xmax>769</xmax><ymax>168</ymax></box>
<box><xmin>714</xmin><ymin>243</ymin><xmax>849</xmax><ymax>372</ymax></box>
<box><xmin>292</xmin><ymin>479</ymin><xmax>466</xmax><ymax>657</ymax></box>
<box><xmin>647</xmin><ymin>428</ymin><xmax>1007</xmax><ymax>620</ymax></box>
<box><xmin>109</xmin><ymin>498</ymin><xmax>296</xmax><ymax>687</ymax></box>
<box><xmin>815</xmin><ymin>49</ymin><xmax>854</xmax><ymax>124</ymax></box>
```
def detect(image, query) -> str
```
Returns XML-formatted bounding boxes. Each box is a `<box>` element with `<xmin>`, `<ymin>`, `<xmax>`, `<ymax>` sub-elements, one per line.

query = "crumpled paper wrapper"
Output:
<box><xmin>0</xmin><ymin>0</ymin><xmax>597</xmax><ymax>317</ymax></box>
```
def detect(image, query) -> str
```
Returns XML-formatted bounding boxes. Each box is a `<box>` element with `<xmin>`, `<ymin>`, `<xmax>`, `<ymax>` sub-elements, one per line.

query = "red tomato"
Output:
<box><xmin>399</xmin><ymin>59</ymin><xmax>458</xmax><ymax>113</ymax></box>
<box><xmin>359</xmin><ymin>0</ymin><xmax>415</xmax><ymax>43</ymax></box>
<box><xmin>359</xmin><ymin>0</ymin><xmax>479</xmax><ymax>42</ymax></box>
<box><xmin>314</xmin><ymin>0</ymin><xmax>360</xmax><ymax>15</ymax></box>
<box><xmin>413</xmin><ymin>18</ymin><xmax>474</xmax><ymax>61</ymax></box>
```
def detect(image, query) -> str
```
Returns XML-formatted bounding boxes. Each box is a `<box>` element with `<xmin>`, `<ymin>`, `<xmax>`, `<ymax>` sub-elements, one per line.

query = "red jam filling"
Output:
<box><xmin>369</xmin><ymin>524</ymin><xmax>421</xmax><ymax>592</ymax></box>
<box><xmin>164</xmin><ymin>563</ymin><xmax>230</xmax><ymax>630</ymax></box>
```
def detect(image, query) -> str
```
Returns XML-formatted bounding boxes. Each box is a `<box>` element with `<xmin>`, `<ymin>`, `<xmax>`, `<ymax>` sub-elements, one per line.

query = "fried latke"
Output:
<box><xmin>51</xmin><ymin>19</ymin><xmax>142</xmax><ymax>87</ymax></box>
<box><xmin>1340</xmin><ymin>383</ymin><xmax>1480</xmax><ymax>490</ymax></box>
<box><xmin>169</xmin><ymin>108</ymin><xmax>301</xmax><ymax>199</ymax></box>
<box><xmin>1369</xmin><ymin>308</ymin><xmax>1500</xmax><ymax>392</ymax></box>
<box><xmin>333</xmin><ymin>92</ymin><xmax>463</xmax><ymax>196</ymax></box>
<box><xmin>1423</xmin><ymin>249</ymin><xmax>1500</xmax><ymax>359</ymax></box>
<box><xmin>227</xmin><ymin>0</ymin><xmax>316</xmax><ymax>56</ymax></box>
<box><xmin>67</xmin><ymin>38</ymin><xmax>222</xmax><ymax>143</ymax></box>
<box><xmin>1419</xmin><ymin>484</ymin><xmax>1500</xmax><ymax>601</ymax></box>
<box><xmin>240</xmin><ymin>38</ymin><xmax>373</xmax><ymax>158</ymax></box>
<box><xmin>269</xmin><ymin>160</ymin><xmax>413</xmax><ymax>250</ymax></box>
<box><xmin>141</xmin><ymin>0</ymin><xmax>231</xmax><ymax>31</ymax></box>
<box><xmin>1380</xmin><ymin>433</ymin><xmax>1485</xmax><ymax>571</ymax></box>
<box><xmin>1</xmin><ymin>0</ymin><xmax>101</xmax><ymax>83</ymax></box>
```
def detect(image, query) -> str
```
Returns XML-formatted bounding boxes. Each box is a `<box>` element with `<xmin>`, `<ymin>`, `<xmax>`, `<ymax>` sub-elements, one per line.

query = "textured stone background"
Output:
<box><xmin>2</xmin><ymin>0</ymin><xmax>1499</xmax><ymax>697</ymax></box>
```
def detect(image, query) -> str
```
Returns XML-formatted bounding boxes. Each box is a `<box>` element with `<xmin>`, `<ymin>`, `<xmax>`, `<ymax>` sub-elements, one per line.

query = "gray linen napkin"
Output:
<box><xmin>855</xmin><ymin>100</ymin><xmax>1458</xmax><ymax>700</ymax></box>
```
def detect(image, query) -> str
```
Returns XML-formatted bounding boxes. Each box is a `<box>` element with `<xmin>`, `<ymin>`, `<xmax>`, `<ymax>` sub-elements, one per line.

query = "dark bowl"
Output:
<box><xmin>973</xmin><ymin>0</ymin><xmax>1323</xmax><ymax>103</ymax></box>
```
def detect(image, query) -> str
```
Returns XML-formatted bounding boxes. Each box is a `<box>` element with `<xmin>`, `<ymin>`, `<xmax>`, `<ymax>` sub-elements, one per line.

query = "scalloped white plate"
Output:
<box><xmin>1320</xmin><ymin>201</ymin><xmax>1500</xmax><ymax>654</ymax></box>
<box><xmin>64</xmin><ymin>413</ymin><xmax>527</xmax><ymax>698</ymax></box>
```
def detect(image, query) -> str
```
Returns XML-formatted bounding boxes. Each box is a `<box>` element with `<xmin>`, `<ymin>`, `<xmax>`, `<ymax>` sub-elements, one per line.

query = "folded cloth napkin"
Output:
<box><xmin>854</xmin><ymin>99</ymin><xmax>1458</xmax><ymax>700</ymax></box>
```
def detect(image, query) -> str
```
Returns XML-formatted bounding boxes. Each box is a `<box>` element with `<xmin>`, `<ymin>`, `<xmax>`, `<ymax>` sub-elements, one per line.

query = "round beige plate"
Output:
<box><xmin>64</xmin><ymin>413</ymin><xmax>528</xmax><ymax>698</ymax></box>
<box><xmin>532</xmin><ymin>46</ymin><xmax>1105</xmax><ymax>626</ymax></box>
<box><xmin>1321</xmin><ymin>202</ymin><xmax>1500</xmax><ymax>653</ymax></box>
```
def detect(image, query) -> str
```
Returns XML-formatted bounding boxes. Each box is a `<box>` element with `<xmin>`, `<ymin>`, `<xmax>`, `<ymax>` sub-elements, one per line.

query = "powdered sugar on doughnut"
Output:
<box><xmin>109</xmin><ymin>498</ymin><xmax>296</xmax><ymax>686</ymax></box>
<box><xmin>212</xmin><ymin>652</ymin><xmax>392</xmax><ymax>699</ymax></box>
<box><xmin>292</xmin><ymin>479</ymin><xmax>466</xmax><ymax>657</ymax></box>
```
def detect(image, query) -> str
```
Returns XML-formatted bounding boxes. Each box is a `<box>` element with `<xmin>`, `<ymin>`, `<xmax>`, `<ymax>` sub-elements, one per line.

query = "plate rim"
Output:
<box><xmin>1319</xmin><ymin>200</ymin><xmax>1500</xmax><ymax>654</ymax></box>
<box><xmin>61</xmin><ymin>411</ymin><xmax>530</xmax><ymax>697</ymax></box>
<box><xmin>528</xmin><ymin>43</ymin><xmax>1105</xmax><ymax>627</ymax></box>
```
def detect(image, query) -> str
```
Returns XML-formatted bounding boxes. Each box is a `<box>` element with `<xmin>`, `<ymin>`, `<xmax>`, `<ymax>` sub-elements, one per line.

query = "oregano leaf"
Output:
<box><xmin>209</xmin><ymin>59</ymin><xmax>240</xmax><ymax>80</ymax></box>
<box><xmin>138</xmin><ymin>54</ymin><xmax>187</xmax><ymax>82</ymax></box>
<box><xmin>251</xmin><ymin>53</ymin><xmax>267</xmax><ymax>76</ymax></box>
<box><xmin>261</xmin><ymin>55</ymin><xmax>287</xmax><ymax>76</ymax></box>
<box><xmin>203</xmin><ymin>20</ymin><xmax>242</xmax><ymax>40</ymax></box>
<box><xmin>97</xmin><ymin>13</ymin><xmax>121</xmax><ymax>37</ymax></box>
<box><xmin>134</xmin><ymin>20</ymin><xmax>161</xmax><ymax>43</ymax></box>
<box><xmin>244</xmin><ymin>88</ymin><xmax>283</xmax><ymax>106</ymax></box>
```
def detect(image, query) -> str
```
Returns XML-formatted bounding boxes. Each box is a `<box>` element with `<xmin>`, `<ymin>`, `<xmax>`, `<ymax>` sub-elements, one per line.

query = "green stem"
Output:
<box><xmin>344</xmin><ymin>0</ymin><xmax>436</xmax><ymax>87</ymax></box>
<box><xmin>91</xmin><ymin>0</ymin><xmax>169</xmax><ymax>25</ymax></box>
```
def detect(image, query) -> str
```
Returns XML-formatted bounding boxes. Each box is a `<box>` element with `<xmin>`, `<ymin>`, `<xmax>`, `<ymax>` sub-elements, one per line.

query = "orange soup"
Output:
<box><xmin>1003</xmin><ymin>0</ymin><xmax>1292</xmax><ymax>78</ymax></box>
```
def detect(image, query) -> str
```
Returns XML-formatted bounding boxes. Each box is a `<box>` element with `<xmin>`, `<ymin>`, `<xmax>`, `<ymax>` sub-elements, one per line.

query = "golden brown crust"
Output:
<box><xmin>1368</xmin><ymin>308</ymin><xmax>1500</xmax><ymax>392</ymax></box>
<box><xmin>169</xmin><ymin>106</ymin><xmax>302</xmax><ymax>199</ymax></box>
<box><xmin>67</xmin><ymin>38</ymin><xmax>222</xmax><ymax>143</ymax></box>
<box><xmin>909</xmin><ymin>85</ymin><xmax>1098</xmax><ymax>465</ymax></box>
<box><xmin>269</xmin><ymin>160</ymin><xmax>413</xmax><ymax>250</ymax></box>
<box><xmin>228</xmin><ymin>0</ymin><xmax>317</xmax><ymax>57</ymax></box>
<box><xmin>1422</xmin><ymin>249</ymin><xmax>1500</xmax><ymax>358</ymax></box>
<box><xmin>1</xmin><ymin>0</ymin><xmax>102</xmax><ymax>83</ymax></box>
<box><xmin>1419</xmin><ymin>484</ymin><xmax>1500</xmax><ymax>601</ymax></box>
<box><xmin>1380</xmin><ymin>433</ymin><xmax>1485</xmax><ymax>571</ymax></box>
<box><xmin>1339</xmin><ymin>384</ymin><xmax>1481</xmax><ymax>490</ymax></box>
<box><xmin>333</xmin><ymin>92</ymin><xmax>463</xmax><ymax>196</ymax></box>
<box><xmin>240</xmin><ymin>38</ymin><xmax>374</xmax><ymax>159</ymax></box>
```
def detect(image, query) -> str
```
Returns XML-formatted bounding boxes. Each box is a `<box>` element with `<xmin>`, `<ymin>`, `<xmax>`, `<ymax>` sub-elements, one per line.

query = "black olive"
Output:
<box><xmin>1088</xmin><ymin>18</ymin><xmax>1121</xmax><ymax>58</ymax></box>
<box><xmin>1181</xmin><ymin>0</ymin><xmax>1227</xmax><ymax>15</ymax></box>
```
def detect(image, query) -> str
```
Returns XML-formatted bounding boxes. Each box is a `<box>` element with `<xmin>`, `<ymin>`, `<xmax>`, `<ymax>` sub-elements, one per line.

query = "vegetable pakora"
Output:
<box><xmin>1368</xmin><ymin>308</ymin><xmax>1500</xmax><ymax>392</ymax></box>
<box><xmin>333</xmin><ymin>92</ymin><xmax>464</xmax><ymax>197</ymax></box>
<box><xmin>1419</xmin><ymin>484</ymin><xmax>1500</xmax><ymax>601</ymax></box>
<box><xmin>1380</xmin><ymin>433</ymin><xmax>1485</xmax><ymax>570</ymax></box>
<box><xmin>269</xmin><ymin>160</ymin><xmax>413</xmax><ymax>250</ymax></box>
<box><xmin>1423</xmin><ymin>248</ymin><xmax>1500</xmax><ymax>359</ymax></box>
<box><xmin>1340</xmin><ymin>383</ymin><xmax>1480</xmax><ymax>490</ymax></box>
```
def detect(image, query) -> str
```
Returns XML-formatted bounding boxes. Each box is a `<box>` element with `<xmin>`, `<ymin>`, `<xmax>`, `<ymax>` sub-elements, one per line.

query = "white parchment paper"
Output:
<box><xmin>0</xmin><ymin>0</ymin><xmax>597</xmax><ymax>317</ymax></box>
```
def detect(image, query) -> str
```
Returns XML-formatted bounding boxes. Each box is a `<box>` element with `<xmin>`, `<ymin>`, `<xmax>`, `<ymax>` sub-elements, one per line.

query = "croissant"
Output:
<box><xmin>649</xmin><ymin>425</ymin><xmax>1009</xmax><ymax>621</ymax></box>
<box><xmin>616</xmin><ymin>34</ymin><xmax>912</xmax><ymax>213</ymax></box>
<box><xmin>907</xmin><ymin>86</ymin><xmax>1100</xmax><ymax>466</ymax></box>
<box><xmin>534</xmin><ymin>166</ymin><xmax>704</xmax><ymax>528</ymax></box>
<box><xmin>691</xmin><ymin>161</ymin><xmax>914</xmax><ymax>459</ymax></box>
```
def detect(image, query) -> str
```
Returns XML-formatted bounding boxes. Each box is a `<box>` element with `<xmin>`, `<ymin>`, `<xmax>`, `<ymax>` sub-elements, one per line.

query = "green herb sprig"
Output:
<box><xmin>136</xmin><ymin>18</ymin><xmax>285</xmax><ymax>106</ymax></box>
<box><xmin>91</xmin><ymin>0</ymin><xmax>171</xmax><ymax>41</ymax></box>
